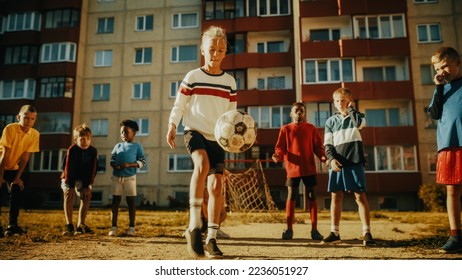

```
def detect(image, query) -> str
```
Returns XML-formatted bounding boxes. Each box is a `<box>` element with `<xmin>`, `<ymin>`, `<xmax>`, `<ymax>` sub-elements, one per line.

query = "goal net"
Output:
<box><xmin>223</xmin><ymin>160</ymin><xmax>278</xmax><ymax>213</ymax></box>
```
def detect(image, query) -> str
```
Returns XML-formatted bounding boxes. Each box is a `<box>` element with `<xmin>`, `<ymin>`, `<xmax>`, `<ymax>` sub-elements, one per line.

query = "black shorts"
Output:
<box><xmin>286</xmin><ymin>175</ymin><xmax>317</xmax><ymax>188</ymax></box>
<box><xmin>184</xmin><ymin>130</ymin><xmax>225</xmax><ymax>174</ymax></box>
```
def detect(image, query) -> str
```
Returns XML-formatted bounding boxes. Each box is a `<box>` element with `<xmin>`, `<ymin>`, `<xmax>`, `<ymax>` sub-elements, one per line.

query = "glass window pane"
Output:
<box><xmin>376</xmin><ymin>146</ymin><xmax>388</xmax><ymax>170</ymax></box>
<box><xmin>430</xmin><ymin>25</ymin><xmax>440</xmax><ymax>41</ymax></box>
<box><xmin>388</xmin><ymin>108</ymin><xmax>400</xmax><ymax>126</ymax></box>
<box><xmin>318</xmin><ymin>61</ymin><xmax>328</xmax><ymax>81</ymax></box>
<box><xmin>330</xmin><ymin>60</ymin><xmax>340</xmax><ymax>81</ymax></box>
<box><xmin>364</xmin><ymin>146</ymin><xmax>375</xmax><ymax>171</ymax></box>
<box><xmin>305</xmin><ymin>61</ymin><xmax>316</xmax><ymax>83</ymax></box>
<box><xmin>271</xmin><ymin>107</ymin><xmax>281</xmax><ymax>128</ymax></box>
<box><xmin>390</xmin><ymin>146</ymin><xmax>402</xmax><ymax>170</ymax></box>
<box><xmin>392</xmin><ymin>15</ymin><xmax>404</xmax><ymax>37</ymax></box>
<box><xmin>365</xmin><ymin>109</ymin><xmax>386</xmax><ymax>127</ymax></box>
<box><xmin>418</xmin><ymin>25</ymin><xmax>428</xmax><ymax>42</ymax></box>
<box><xmin>368</xmin><ymin>17</ymin><xmax>379</xmax><ymax>38</ymax></box>
<box><xmin>380</xmin><ymin>16</ymin><xmax>391</xmax><ymax>38</ymax></box>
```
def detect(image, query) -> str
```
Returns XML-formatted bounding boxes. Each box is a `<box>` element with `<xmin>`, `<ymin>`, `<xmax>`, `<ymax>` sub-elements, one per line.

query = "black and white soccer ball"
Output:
<box><xmin>214</xmin><ymin>110</ymin><xmax>257</xmax><ymax>153</ymax></box>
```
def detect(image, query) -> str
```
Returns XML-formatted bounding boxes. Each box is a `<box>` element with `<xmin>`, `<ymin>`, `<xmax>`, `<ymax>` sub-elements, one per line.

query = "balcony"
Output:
<box><xmin>203</xmin><ymin>16</ymin><xmax>292</xmax><ymax>34</ymax></box>
<box><xmin>361</xmin><ymin>126</ymin><xmax>418</xmax><ymax>146</ymax></box>
<box><xmin>301</xmin><ymin>41</ymin><xmax>340</xmax><ymax>59</ymax></box>
<box><xmin>41</xmin><ymin>28</ymin><xmax>80</xmax><ymax>43</ymax></box>
<box><xmin>340</xmin><ymin>38</ymin><xmax>410</xmax><ymax>57</ymax></box>
<box><xmin>37</xmin><ymin>63</ymin><xmax>77</xmax><ymax>77</ymax></box>
<box><xmin>237</xmin><ymin>89</ymin><xmax>295</xmax><ymax>106</ymax></box>
<box><xmin>0</xmin><ymin>64</ymin><xmax>38</xmax><ymax>79</ymax></box>
<box><xmin>338</xmin><ymin>0</ymin><xmax>407</xmax><ymax>15</ymax></box>
<box><xmin>222</xmin><ymin>52</ymin><xmax>294</xmax><ymax>70</ymax></box>
<box><xmin>301</xmin><ymin>81</ymin><xmax>414</xmax><ymax>102</ymax></box>
<box><xmin>299</xmin><ymin>0</ymin><xmax>339</xmax><ymax>17</ymax></box>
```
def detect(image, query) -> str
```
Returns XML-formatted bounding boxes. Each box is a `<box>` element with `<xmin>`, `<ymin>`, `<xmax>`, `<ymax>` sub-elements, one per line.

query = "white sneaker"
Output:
<box><xmin>217</xmin><ymin>228</ymin><xmax>230</xmax><ymax>239</ymax></box>
<box><xmin>126</xmin><ymin>227</ymin><xmax>136</xmax><ymax>236</ymax></box>
<box><xmin>108</xmin><ymin>227</ymin><xmax>118</xmax><ymax>236</ymax></box>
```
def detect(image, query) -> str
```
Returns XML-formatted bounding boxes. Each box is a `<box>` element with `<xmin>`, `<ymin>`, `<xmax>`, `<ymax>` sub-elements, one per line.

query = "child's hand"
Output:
<box><xmin>330</xmin><ymin>159</ymin><xmax>342</xmax><ymax>172</ymax></box>
<box><xmin>271</xmin><ymin>153</ymin><xmax>280</xmax><ymax>163</ymax></box>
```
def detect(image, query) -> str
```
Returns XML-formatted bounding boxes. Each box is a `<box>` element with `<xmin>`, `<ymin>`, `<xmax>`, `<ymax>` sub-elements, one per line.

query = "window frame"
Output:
<box><xmin>304</xmin><ymin>58</ymin><xmax>354</xmax><ymax>84</ymax></box>
<box><xmin>132</xmin><ymin>82</ymin><xmax>151</xmax><ymax>100</ymax></box>
<box><xmin>40</xmin><ymin>42</ymin><xmax>76</xmax><ymax>63</ymax></box>
<box><xmin>92</xmin><ymin>83</ymin><xmax>110</xmax><ymax>101</ymax></box>
<box><xmin>94</xmin><ymin>50</ymin><xmax>112</xmax><ymax>67</ymax></box>
<box><xmin>417</xmin><ymin>23</ymin><xmax>441</xmax><ymax>43</ymax></box>
<box><xmin>91</xmin><ymin>119</ymin><xmax>109</xmax><ymax>136</ymax></box>
<box><xmin>168</xmin><ymin>154</ymin><xmax>193</xmax><ymax>172</ymax></box>
<box><xmin>172</xmin><ymin>12</ymin><xmax>199</xmax><ymax>29</ymax></box>
<box><xmin>136</xmin><ymin>15</ymin><xmax>154</xmax><ymax>31</ymax></box>
<box><xmin>171</xmin><ymin>45</ymin><xmax>198</xmax><ymax>62</ymax></box>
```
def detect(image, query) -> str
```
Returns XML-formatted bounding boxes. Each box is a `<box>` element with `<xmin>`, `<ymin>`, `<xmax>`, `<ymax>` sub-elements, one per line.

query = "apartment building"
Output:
<box><xmin>0</xmin><ymin>0</ymin><xmax>87</xmax><ymax>207</ymax></box>
<box><xmin>1</xmin><ymin>0</ymin><xmax>460</xmax><ymax>210</ymax></box>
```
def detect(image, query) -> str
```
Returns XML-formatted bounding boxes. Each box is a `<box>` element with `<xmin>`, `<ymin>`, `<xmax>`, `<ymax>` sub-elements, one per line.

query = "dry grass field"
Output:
<box><xmin>0</xmin><ymin>208</ymin><xmax>460</xmax><ymax>260</ymax></box>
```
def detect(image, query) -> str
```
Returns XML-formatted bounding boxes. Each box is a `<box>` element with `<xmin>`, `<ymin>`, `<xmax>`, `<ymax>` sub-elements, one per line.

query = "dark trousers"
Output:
<box><xmin>0</xmin><ymin>170</ymin><xmax>22</xmax><ymax>226</ymax></box>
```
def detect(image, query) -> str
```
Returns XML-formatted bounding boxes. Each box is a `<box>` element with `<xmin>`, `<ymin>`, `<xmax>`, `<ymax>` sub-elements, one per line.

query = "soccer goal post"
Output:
<box><xmin>223</xmin><ymin>159</ymin><xmax>278</xmax><ymax>213</ymax></box>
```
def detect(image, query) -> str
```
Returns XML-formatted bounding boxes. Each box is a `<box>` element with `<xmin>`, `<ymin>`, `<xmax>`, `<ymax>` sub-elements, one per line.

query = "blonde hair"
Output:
<box><xmin>73</xmin><ymin>123</ymin><xmax>92</xmax><ymax>140</ymax></box>
<box><xmin>431</xmin><ymin>47</ymin><xmax>461</xmax><ymax>65</ymax></box>
<box><xmin>201</xmin><ymin>26</ymin><xmax>227</xmax><ymax>47</ymax></box>
<box><xmin>19</xmin><ymin>105</ymin><xmax>37</xmax><ymax>114</ymax></box>
<box><xmin>333</xmin><ymin>87</ymin><xmax>352</xmax><ymax>99</ymax></box>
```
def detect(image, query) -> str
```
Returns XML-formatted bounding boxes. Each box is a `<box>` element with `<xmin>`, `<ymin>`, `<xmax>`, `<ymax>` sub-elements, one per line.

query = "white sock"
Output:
<box><xmin>362</xmin><ymin>225</ymin><xmax>371</xmax><ymax>236</ymax></box>
<box><xmin>331</xmin><ymin>225</ymin><xmax>340</xmax><ymax>236</ymax></box>
<box><xmin>189</xmin><ymin>198</ymin><xmax>203</xmax><ymax>231</ymax></box>
<box><xmin>206</xmin><ymin>222</ymin><xmax>219</xmax><ymax>243</ymax></box>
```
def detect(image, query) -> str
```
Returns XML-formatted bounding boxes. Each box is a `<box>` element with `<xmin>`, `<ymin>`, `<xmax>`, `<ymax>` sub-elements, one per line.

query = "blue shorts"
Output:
<box><xmin>328</xmin><ymin>164</ymin><xmax>367</xmax><ymax>193</ymax></box>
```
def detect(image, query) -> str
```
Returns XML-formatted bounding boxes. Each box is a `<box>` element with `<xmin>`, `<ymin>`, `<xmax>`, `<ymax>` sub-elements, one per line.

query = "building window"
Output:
<box><xmin>134</xmin><ymin>47</ymin><xmax>152</xmax><ymax>64</ymax></box>
<box><xmin>93</xmin><ymin>83</ymin><xmax>110</xmax><ymax>101</ymax></box>
<box><xmin>91</xmin><ymin>119</ymin><xmax>109</xmax><ymax>136</ymax></box>
<box><xmin>228</xmin><ymin>70</ymin><xmax>245</xmax><ymax>90</ymax></box>
<box><xmin>45</xmin><ymin>9</ymin><xmax>79</xmax><ymax>29</ymax></box>
<box><xmin>257</xmin><ymin>76</ymin><xmax>286</xmax><ymax>90</ymax></box>
<box><xmin>0</xmin><ymin>114</ymin><xmax>17</xmax><ymax>137</ymax></box>
<box><xmin>354</xmin><ymin>14</ymin><xmax>405</xmax><ymax>39</ymax></box>
<box><xmin>135</xmin><ymin>118</ymin><xmax>149</xmax><ymax>136</ymax></box>
<box><xmin>427</xmin><ymin>152</ymin><xmax>437</xmax><ymax>174</ymax></box>
<box><xmin>97</xmin><ymin>17</ymin><xmax>114</xmax><ymax>34</ymax></box>
<box><xmin>170</xmin><ymin>81</ymin><xmax>181</xmax><ymax>98</ymax></box>
<box><xmin>251</xmin><ymin>0</ymin><xmax>290</xmax><ymax>16</ymax></box>
<box><xmin>365</xmin><ymin>108</ymin><xmax>400</xmax><ymax>127</ymax></box>
<box><xmin>0</xmin><ymin>79</ymin><xmax>35</xmax><ymax>100</ymax></box>
<box><xmin>304</xmin><ymin>58</ymin><xmax>354</xmax><ymax>83</ymax></box>
<box><xmin>420</xmin><ymin>64</ymin><xmax>436</xmax><ymax>84</ymax></box>
<box><xmin>363</xmin><ymin>66</ymin><xmax>396</xmax><ymax>81</ymax></box>
<box><xmin>97</xmin><ymin>154</ymin><xmax>106</xmax><ymax>173</ymax></box>
<box><xmin>248</xmin><ymin>106</ymin><xmax>291</xmax><ymax>129</ymax></box>
<box><xmin>309</xmin><ymin>29</ymin><xmax>340</xmax><ymax>41</ymax></box>
<box><xmin>417</xmin><ymin>23</ymin><xmax>441</xmax><ymax>43</ymax></box>
<box><xmin>39</xmin><ymin>77</ymin><xmax>68</xmax><ymax>98</ymax></box>
<box><xmin>95</xmin><ymin>50</ymin><xmax>112</xmax><ymax>67</ymax></box>
<box><xmin>171</xmin><ymin>45</ymin><xmax>198</xmax><ymax>62</ymax></box>
<box><xmin>169</xmin><ymin>154</ymin><xmax>193</xmax><ymax>171</ymax></box>
<box><xmin>364</xmin><ymin>145</ymin><xmax>417</xmax><ymax>172</ymax></box>
<box><xmin>4</xmin><ymin>46</ymin><xmax>39</xmax><ymax>65</ymax></box>
<box><xmin>133</xmin><ymin>82</ymin><xmax>151</xmax><ymax>99</ymax></box>
<box><xmin>136</xmin><ymin>15</ymin><xmax>153</xmax><ymax>31</ymax></box>
<box><xmin>7</xmin><ymin>12</ymin><xmax>41</xmax><ymax>32</ymax></box>
<box><xmin>176</xmin><ymin>119</ymin><xmax>185</xmax><ymax>135</ymax></box>
<box><xmin>31</xmin><ymin>149</ymin><xmax>67</xmax><ymax>172</ymax></box>
<box><xmin>306</xmin><ymin>102</ymin><xmax>335</xmax><ymax>128</ymax></box>
<box><xmin>172</xmin><ymin>13</ymin><xmax>198</xmax><ymax>29</ymax></box>
<box><xmin>40</xmin><ymin>42</ymin><xmax>76</xmax><ymax>63</ymax></box>
<box><xmin>227</xmin><ymin>33</ymin><xmax>246</xmax><ymax>54</ymax></box>
<box><xmin>205</xmin><ymin>0</ymin><xmax>245</xmax><ymax>20</ymax></box>
<box><xmin>35</xmin><ymin>112</ymin><xmax>71</xmax><ymax>134</ymax></box>
<box><xmin>257</xmin><ymin>41</ymin><xmax>285</xmax><ymax>53</ymax></box>
<box><xmin>414</xmin><ymin>0</ymin><xmax>437</xmax><ymax>3</ymax></box>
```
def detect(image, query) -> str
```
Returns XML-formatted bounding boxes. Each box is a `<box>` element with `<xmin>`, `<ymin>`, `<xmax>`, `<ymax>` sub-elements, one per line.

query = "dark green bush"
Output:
<box><xmin>418</xmin><ymin>184</ymin><xmax>446</xmax><ymax>212</ymax></box>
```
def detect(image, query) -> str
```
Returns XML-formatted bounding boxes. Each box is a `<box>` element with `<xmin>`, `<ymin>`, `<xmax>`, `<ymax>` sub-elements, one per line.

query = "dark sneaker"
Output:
<box><xmin>439</xmin><ymin>236</ymin><xmax>462</xmax><ymax>254</ymax></box>
<box><xmin>185</xmin><ymin>228</ymin><xmax>204</xmax><ymax>258</ymax></box>
<box><xmin>363</xmin><ymin>232</ymin><xmax>376</xmax><ymax>246</ymax></box>
<box><xmin>200</xmin><ymin>217</ymin><xmax>208</xmax><ymax>234</ymax></box>
<box><xmin>311</xmin><ymin>230</ymin><xmax>324</xmax><ymax>241</ymax></box>
<box><xmin>204</xmin><ymin>238</ymin><xmax>223</xmax><ymax>259</ymax></box>
<box><xmin>75</xmin><ymin>224</ymin><xmax>95</xmax><ymax>235</ymax></box>
<box><xmin>321</xmin><ymin>232</ymin><xmax>341</xmax><ymax>244</ymax></box>
<box><xmin>282</xmin><ymin>229</ymin><xmax>293</xmax><ymax>240</ymax></box>
<box><xmin>4</xmin><ymin>225</ymin><xmax>27</xmax><ymax>236</ymax></box>
<box><xmin>62</xmin><ymin>224</ymin><xmax>75</xmax><ymax>236</ymax></box>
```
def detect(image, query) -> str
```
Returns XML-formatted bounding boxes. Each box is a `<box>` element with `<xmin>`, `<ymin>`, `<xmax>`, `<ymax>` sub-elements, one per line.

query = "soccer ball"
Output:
<box><xmin>214</xmin><ymin>110</ymin><xmax>257</xmax><ymax>153</ymax></box>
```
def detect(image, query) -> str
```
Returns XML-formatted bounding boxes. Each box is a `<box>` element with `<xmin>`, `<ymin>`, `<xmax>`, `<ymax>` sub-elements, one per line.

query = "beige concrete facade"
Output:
<box><xmin>407</xmin><ymin>0</ymin><xmax>462</xmax><ymax>186</ymax></box>
<box><xmin>79</xmin><ymin>0</ymin><xmax>201</xmax><ymax>207</ymax></box>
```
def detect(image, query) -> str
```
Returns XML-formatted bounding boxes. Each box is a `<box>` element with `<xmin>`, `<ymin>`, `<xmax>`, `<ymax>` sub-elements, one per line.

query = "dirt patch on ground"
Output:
<box><xmin>0</xmin><ymin>218</ymin><xmax>460</xmax><ymax>260</ymax></box>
